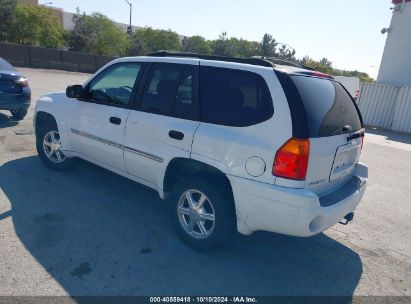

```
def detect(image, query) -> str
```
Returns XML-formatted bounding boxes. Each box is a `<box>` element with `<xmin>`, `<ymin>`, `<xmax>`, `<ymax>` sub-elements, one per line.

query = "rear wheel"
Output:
<box><xmin>171</xmin><ymin>176</ymin><xmax>236</xmax><ymax>251</ymax></box>
<box><xmin>36</xmin><ymin>121</ymin><xmax>72</xmax><ymax>170</ymax></box>
<box><xmin>10</xmin><ymin>109</ymin><xmax>27</xmax><ymax>120</ymax></box>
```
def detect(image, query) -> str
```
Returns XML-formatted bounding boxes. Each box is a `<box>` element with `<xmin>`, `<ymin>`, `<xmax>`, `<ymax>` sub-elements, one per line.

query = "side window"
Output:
<box><xmin>88</xmin><ymin>62</ymin><xmax>142</xmax><ymax>106</ymax></box>
<box><xmin>140</xmin><ymin>63</ymin><xmax>195</xmax><ymax>119</ymax></box>
<box><xmin>200</xmin><ymin>66</ymin><xmax>274</xmax><ymax>127</ymax></box>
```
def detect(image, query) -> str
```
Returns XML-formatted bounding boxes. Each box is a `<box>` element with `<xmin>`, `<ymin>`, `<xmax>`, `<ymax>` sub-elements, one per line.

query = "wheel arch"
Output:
<box><xmin>34</xmin><ymin>111</ymin><xmax>57</xmax><ymax>136</ymax></box>
<box><xmin>163</xmin><ymin>158</ymin><xmax>234</xmax><ymax>200</ymax></box>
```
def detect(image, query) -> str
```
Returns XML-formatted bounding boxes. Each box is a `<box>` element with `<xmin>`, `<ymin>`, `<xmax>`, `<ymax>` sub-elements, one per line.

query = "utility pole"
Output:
<box><xmin>123</xmin><ymin>0</ymin><xmax>133</xmax><ymax>36</ymax></box>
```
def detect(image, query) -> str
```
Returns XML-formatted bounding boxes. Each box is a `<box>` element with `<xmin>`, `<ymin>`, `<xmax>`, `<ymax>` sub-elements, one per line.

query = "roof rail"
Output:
<box><xmin>147</xmin><ymin>51</ymin><xmax>274</xmax><ymax>68</ymax></box>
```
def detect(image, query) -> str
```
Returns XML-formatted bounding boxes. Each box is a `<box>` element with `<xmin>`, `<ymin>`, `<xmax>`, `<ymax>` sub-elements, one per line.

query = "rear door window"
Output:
<box><xmin>291</xmin><ymin>76</ymin><xmax>362</xmax><ymax>137</ymax></box>
<box><xmin>200</xmin><ymin>66</ymin><xmax>273</xmax><ymax>127</ymax></box>
<box><xmin>139</xmin><ymin>63</ymin><xmax>196</xmax><ymax>120</ymax></box>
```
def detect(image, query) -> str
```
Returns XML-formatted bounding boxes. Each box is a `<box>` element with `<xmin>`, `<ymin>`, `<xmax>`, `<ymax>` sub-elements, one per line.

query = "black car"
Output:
<box><xmin>0</xmin><ymin>57</ymin><xmax>31</xmax><ymax>120</ymax></box>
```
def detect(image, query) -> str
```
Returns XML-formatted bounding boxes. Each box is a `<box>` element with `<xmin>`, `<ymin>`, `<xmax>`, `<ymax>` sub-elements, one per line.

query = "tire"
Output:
<box><xmin>10</xmin><ymin>109</ymin><xmax>27</xmax><ymax>120</ymax></box>
<box><xmin>170</xmin><ymin>175</ymin><xmax>236</xmax><ymax>251</ymax></box>
<box><xmin>36</xmin><ymin>120</ymin><xmax>72</xmax><ymax>171</ymax></box>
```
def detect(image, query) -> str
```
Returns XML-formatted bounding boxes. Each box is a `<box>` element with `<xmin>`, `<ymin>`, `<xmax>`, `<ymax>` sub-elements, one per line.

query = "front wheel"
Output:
<box><xmin>36</xmin><ymin>121</ymin><xmax>72</xmax><ymax>170</ymax></box>
<box><xmin>171</xmin><ymin>176</ymin><xmax>236</xmax><ymax>251</ymax></box>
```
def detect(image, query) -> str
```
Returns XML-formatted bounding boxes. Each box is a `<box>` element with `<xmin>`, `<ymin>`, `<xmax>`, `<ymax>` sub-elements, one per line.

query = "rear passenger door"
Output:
<box><xmin>191</xmin><ymin>65</ymin><xmax>276</xmax><ymax>182</ymax></box>
<box><xmin>124</xmin><ymin>61</ymin><xmax>200</xmax><ymax>189</ymax></box>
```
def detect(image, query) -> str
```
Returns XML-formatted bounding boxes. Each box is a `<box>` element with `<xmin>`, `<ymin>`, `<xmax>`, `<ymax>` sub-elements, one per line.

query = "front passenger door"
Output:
<box><xmin>68</xmin><ymin>62</ymin><xmax>144</xmax><ymax>172</ymax></box>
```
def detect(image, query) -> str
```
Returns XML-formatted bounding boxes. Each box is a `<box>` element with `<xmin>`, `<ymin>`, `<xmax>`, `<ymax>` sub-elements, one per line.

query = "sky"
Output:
<box><xmin>44</xmin><ymin>0</ymin><xmax>394</xmax><ymax>78</ymax></box>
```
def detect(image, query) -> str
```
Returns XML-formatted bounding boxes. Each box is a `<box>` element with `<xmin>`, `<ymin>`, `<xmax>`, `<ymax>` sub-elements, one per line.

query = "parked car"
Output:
<box><xmin>33</xmin><ymin>52</ymin><xmax>368</xmax><ymax>250</ymax></box>
<box><xmin>0</xmin><ymin>57</ymin><xmax>31</xmax><ymax>120</ymax></box>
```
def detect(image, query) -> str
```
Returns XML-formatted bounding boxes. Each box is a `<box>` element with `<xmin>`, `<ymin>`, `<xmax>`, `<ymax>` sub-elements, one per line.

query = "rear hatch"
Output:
<box><xmin>0</xmin><ymin>59</ymin><xmax>25</xmax><ymax>98</ymax></box>
<box><xmin>0</xmin><ymin>76</ymin><xmax>22</xmax><ymax>95</ymax></box>
<box><xmin>288</xmin><ymin>74</ymin><xmax>364</xmax><ymax>194</ymax></box>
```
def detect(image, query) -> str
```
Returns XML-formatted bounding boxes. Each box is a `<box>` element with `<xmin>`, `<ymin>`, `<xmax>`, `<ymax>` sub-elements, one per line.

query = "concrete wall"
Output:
<box><xmin>377</xmin><ymin>1</ymin><xmax>411</xmax><ymax>86</ymax></box>
<box><xmin>62</xmin><ymin>11</ymin><xmax>75</xmax><ymax>31</ymax></box>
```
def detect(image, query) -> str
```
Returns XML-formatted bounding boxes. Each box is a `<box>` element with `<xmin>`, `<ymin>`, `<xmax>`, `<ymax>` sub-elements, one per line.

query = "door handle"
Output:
<box><xmin>169</xmin><ymin>130</ymin><xmax>184</xmax><ymax>140</ymax></box>
<box><xmin>109</xmin><ymin>116</ymin><xmax>121</xmax><ymax>125</ymax></box>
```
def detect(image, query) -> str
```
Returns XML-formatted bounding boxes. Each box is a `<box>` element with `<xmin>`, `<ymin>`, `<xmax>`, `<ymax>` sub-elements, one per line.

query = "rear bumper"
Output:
<box><xmin>0</xmin><ymin>93</ymin><xmax>31</xmax><ymax>111</ymax></box>
<box><xmin>228</xmin><ymin>163</ymin><xmax>368</xmax><ymax>237</ymax></box>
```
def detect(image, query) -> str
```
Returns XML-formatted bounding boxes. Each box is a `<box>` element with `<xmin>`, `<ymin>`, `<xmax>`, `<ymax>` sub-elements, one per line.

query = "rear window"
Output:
<box><xmin>0</xmin><ymin>58</ymin><xmax>15</xmax><ymax>72</ymax></box>
<box><xmin>200</xmin><ymin>66</ymin><xmax>273</xmax><ymax>127</ymax></box>
<box><xmin>291</xmin><ymin>76</ymin><xmax>362</xmax><ymax>137</ymax></box>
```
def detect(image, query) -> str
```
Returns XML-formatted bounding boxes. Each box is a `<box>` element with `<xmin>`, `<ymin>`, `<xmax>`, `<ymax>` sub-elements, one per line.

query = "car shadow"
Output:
<box><xmin>0</xmin><ymin>112</ymin><xmax>18</xmax><ymax>128</ymax></box>
<box><xmin>0</xmin><ymin>156</ymin><xmax>363</xmax><ymax>297</ymax></box>
<box><xmin>366</xmin><ymin>127</ymin><xmax>411</xmax><ymax>145</ymax></box>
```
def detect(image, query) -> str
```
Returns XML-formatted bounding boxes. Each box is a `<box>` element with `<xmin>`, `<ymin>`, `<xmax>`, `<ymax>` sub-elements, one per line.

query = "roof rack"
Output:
<box><xmin>251</xmin><ymin>56</ymin><xmax>306</xmax><ymax>68</ymax></box>
<box><xmin>252</xmin><ymin>56</ymin><xmax>314</xmax><ymax>71</ymax></box>
<box><xmin>147</xmin><ymin>51</ymin><xmax>274</xmax><ymax>68</ymax></box>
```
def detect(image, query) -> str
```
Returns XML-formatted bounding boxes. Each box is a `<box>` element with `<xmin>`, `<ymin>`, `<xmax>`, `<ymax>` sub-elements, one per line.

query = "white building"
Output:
<box><xmin>377</xmin><ymin>0</ymin><xmax>411</xmax><ymax>86</ymax></box>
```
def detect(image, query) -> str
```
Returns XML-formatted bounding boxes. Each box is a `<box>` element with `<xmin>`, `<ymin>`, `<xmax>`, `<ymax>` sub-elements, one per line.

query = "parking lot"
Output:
<box><xmin>0</xmin><ymin>68</ymin><xmax>410</xmax><ymax>297</ymax></box>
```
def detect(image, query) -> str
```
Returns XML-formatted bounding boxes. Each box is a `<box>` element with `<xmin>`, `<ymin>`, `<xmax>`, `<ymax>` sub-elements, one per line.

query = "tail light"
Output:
<box><xmin>299</xmin><ymin>71</ymin><xmax>334</xmax><ymax>80</ymax></box>
<box><xmin>273</xmin><ymin>138</ymin><xmax>310</xmax><ymax>180</ymax></box>
<box><xmin>16</xmin><ymin>77</ymin><xmax>29</xmax><ymax>87</ymax></box>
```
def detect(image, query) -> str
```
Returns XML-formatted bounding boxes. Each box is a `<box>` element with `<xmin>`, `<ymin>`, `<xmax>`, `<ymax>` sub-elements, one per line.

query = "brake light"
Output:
<box><xmin>311</xmin><ymin>71</ymin><xmax>333</xmax><ymax>79</ymax></box>
<box><xmin>300</xmin><ymin>71</ymin><xmax>334</xmax><ymax>79</ymax></box>
<box><xmin>273</xmin><ymin>138</ymin><xmax>310</xmax><ymax>180</ymax></box>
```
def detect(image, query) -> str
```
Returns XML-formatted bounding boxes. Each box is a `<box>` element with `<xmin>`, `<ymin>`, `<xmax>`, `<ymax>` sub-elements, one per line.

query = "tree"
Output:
<box><xmin>0</xmin><ymin>0</ymin><xmax>16</xmax><ymax>42</ymax></box>
<box><xmin>181</xmin><ymin>35</ymin><xmax>211</xmax><ymax>55</ymax></box>
<box><xmin>319</xmin><ymin>57</ymin><xmax>332</xmax><ymax>67</ymax></box>
<box><xmin>128</xmin><ymin>27</ymin><xmax>181</xmax><ymax>55</ymax></box>
<box><xmin>7</xmin><ymin>3</ymin><xmax>63</xmax><ymax>47</ymax></box>
<box><xmin>67</xmin><ymin>9</ymin><xmax>128</xmax><ymax>56</ymax></box>
<box><xmin>211</xmin><ymin>32</ymin><xmax>229</xmax><ymax>56</ymax></box>
<box><xmin>260</xmin><ymin>33</ymin><xmax>277</xmax><ymax>57</ymax></box>
<box><xmin>302</xmin><ymin>58</ymin><xmax>333</xmax><ymax>74</ymax></box>
<box><xmin>277</xmin><ymin>44</ymin><xmax>296</xmax><ymax>61</ymax></box>
<box><xmin>234</xmin><ymin>39</ymin><xmax>260</xmax><ymax>58</ymax></box>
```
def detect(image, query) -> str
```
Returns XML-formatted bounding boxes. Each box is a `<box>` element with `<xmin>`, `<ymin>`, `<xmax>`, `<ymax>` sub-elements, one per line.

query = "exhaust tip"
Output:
<box><xmin>339</xmin><ymin>212</ymin><xmax>354</xmax><ymax>225</ymax></box>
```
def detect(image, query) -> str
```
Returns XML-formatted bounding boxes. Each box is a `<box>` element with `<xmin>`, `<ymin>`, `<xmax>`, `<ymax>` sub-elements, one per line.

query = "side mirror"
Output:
<box><xmin>66</xmin><ymin>85</ymin><xmax>85</xmax><ymax>99</ymax></box>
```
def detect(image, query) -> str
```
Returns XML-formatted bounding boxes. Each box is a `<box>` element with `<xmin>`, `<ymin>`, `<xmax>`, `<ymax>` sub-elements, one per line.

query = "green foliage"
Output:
<box><xmin>7</xmin><ymin>3</ymin><xmax>63</xmax><ymax>47</ymax></box>
<box><xmin>0</xmin><ymin>0</ymin><xmax>16</xmax><ymax>42</ymax></box>
<box><xmin>260</xmin><ymin>33</ymin><xmax>277</xmax><ymax>57</ymax></box>
<box><xmin>303</xmin><ymin>57</ymin><xmax>333</xmax><ymax>74</ymax></box>
<box><xmin>301</xmin><ymin>55</ymin><xmax>374</xmax><ymax>82</ymax></box>
<box><xmin>182</xmin><ymin>35</ymin><xmax>211</xmax><ymax>55</ymax></box>
<box><xmin>208</xmin><ymin>32</ymin><xmax>260</xmax><ymax>58</ymax></box>
<box><xmin>277</xmin><ymin>44</ymin><xmax>296</xmax><ymax>61</ymax></box>
<box><xmin>210</xmin><ymin>32</ymin><xmax>229</xmax><ymax>56</ymax></box>
<box><xmin>67</xmin><ymin>9</ymin><xmax>128</xmax><ymax>56</ymax></box>
<box><xmin>234</xmin><ymin>39</ymin><xmax>260</xmax><ymax>58</ymax></box>
<box><xmin>128</xmin><ymin>27</ymin><xmax>181</xmax><ymax>55</ymax></box>
<box><xmin>333</xmin><ymin>69</ymin><xmax>375</xmax><ymax>82</ymax></box>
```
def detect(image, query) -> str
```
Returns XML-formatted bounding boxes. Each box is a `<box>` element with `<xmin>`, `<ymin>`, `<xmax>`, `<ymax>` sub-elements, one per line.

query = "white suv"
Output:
<box><xmin>34</xmin><ymin>52</ymin><xmax>368</xmax><ymax>250</ymax></box>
